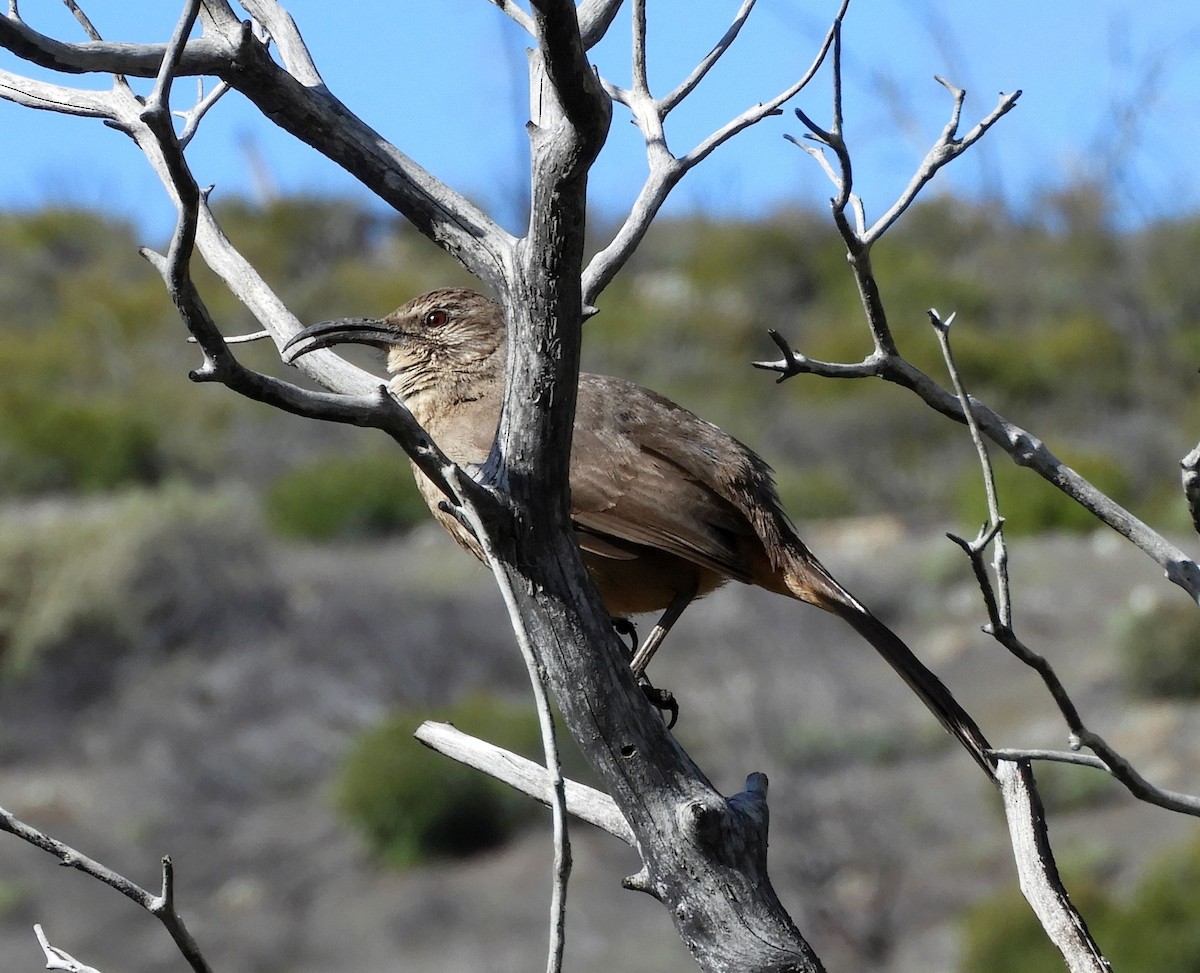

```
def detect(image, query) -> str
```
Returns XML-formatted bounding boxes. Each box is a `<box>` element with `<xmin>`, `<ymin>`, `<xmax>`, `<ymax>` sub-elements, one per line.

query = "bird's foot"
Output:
<box><xmin>638</xmin><ymin>677</ymin><xmax>679</xmax><ymax>730</ymax></box>
<box><xmin>611</xmin><ymin>617</ymin><xmax>638</xmax><ymax>653</ymax></box>
<box><xmin>611</xmin><ymin>618</ymin><xmax>678</xmax><ymax>727</ymax></box>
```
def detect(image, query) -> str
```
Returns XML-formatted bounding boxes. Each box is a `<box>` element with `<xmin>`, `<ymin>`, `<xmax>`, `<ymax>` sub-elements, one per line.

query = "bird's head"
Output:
<box><xmin>282</xmin><ymin>287</ymin><xmax>507</xmax><ymax>401</ymax></box>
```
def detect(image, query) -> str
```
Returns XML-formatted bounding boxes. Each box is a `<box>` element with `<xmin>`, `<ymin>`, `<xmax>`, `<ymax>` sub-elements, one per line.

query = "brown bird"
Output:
<box><xmin>283</xmin><ymin>287</ymin><xmax>995</xmax><ymax>776</ymax></box>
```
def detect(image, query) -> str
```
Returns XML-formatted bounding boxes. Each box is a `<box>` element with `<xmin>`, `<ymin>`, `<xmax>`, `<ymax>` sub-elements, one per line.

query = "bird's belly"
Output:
<box><xmin>581</xmin><ymin>547</ymin><xmax>727</xmax><ymax>616</ymax></box>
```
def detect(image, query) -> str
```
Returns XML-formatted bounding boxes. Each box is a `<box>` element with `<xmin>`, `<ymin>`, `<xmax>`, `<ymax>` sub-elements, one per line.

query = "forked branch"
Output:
<box><xmin>1</xmin><ymin>806</ymin><xmax>211</xmax><ymax>973</ymax></box>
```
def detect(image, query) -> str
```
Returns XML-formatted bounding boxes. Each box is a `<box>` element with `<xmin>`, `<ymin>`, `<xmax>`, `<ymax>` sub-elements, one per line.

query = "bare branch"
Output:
<box><xmin>486</xmin><ymin>0</ymin><xmax>536</xmax><ymax>35</ymax></box>
<box><xmin>145</xmin><ymin>0</ymin><xmax>201</xmax><ymax>110</ymax></box>
<box><xmin>630</xmin><ymin>0</ymin><xmax>648</xmax><ymax>96</ymax></box>
<box><xmin>996</xmin><ymin>761</ymin><xmax>1110</xmax><ymax>973</ymax></box>
<box><xmin>659</xmin><ymin>0</ymin><xmax>756</xmax><ymax>115</ymax></box>
<box><xmin>122</xmin><ymin>7</ymin><xmax>473</xmax><ymax>511</ymax></box>
<box><xmin>0</xmin><ymin>68</ymin><xmax>114</xmax><ymax>117</ymax></box>
<box><xmin>1</xmin><ymin>807</ymin><xmax>212</xmax><ymax>973</ymax></box>
<box><xmin>415</xmin><ymin>722</ymin><xmax>635</xmax><ymax>843</ymax></box>
<box><xmin>863</xmin><ymin>81</ymin><xmax>1022</xmax><ymax>245</ymax></box>
<box><xmin>927</xmin><ymin>310</ymin><xmax>1112</xmax><ymax>963</ymax></box>
<box><xmin>991</xmin><ymin>749</ymin><xmax>1110</xmax><ymax>771</ymax></box>
<box><xmin>582</xmin><ymin>0</ymin><xmax>849</xmax><ymax>307</ymax></box>
<box><xmin>62</xmin><ymin>1</ymin><xmax>104</xmax><ymax>43</ymax></box>
<box><xmin>35</xmin><ymin>925</ymin><xmax>103</xmax><ymax>973</ymax></box>
<box><xmin>0</xmin><ymin>12</ymin><xmax>516</xmax><ymax>290</ymax></box>
<box><xmin>681</xmin><ymin>0</ymin><xmax>849</xmax><ymax>170</ymax></box>
<box><xmin>930</xmin><ymin>313</ymin><xmax>1200</xmax><ymax>818</ymax></box>
<box><xmin>757</xmin><ymin>334</ymin><xmax>1200</xmax><ymax>604</ymax></box>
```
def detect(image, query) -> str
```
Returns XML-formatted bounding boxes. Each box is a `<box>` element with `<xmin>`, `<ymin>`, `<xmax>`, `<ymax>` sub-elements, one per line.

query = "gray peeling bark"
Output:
<box><xmin>471</xmin><ymin>5</ymin><xmax>824</xmax><ymax>971</ymax></box>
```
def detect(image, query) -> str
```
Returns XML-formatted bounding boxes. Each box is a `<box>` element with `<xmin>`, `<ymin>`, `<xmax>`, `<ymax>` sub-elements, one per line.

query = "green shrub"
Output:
<box><xmin>0</xmin><ymin>395</ymin><xmax>166</xmax><ymax>493</ymax></box>
<box><xmin>959</xmin><ymin>873</ymin><xmax>1117</xmax><ymax>973</ymax></box>
<box><xmin>773</xmin><ymin>464</ymin><xmax>863</xmax><ymax>521</ymax></box>
<box><xmin>1114</xmin><ymin>597</ymin><xmax>1200</xmax><ymax>700</ymax></box>
<box><xmin>335</xmin><ymin>695</ymin><xmax>583</xmax><ymax>867</ymax></box>
<box><xmin>1026</xmin><ymin>760</ymin><xmax>1120</xmax><ymax>814</ymax></box>
<box><xmin>0</xmin><ymin>486</ymin><xmax>271</xmax><ymax>687</ymax></box>
<box><xmin>264</xmin><ymin>451</ymin><xmax>427</xmax><ymax>541</ymax></box>
<box><xmin>960</xmin><ymin>837</ymin><xmax>1200</xmax><ymax>972</ymax></box>
<box><xmin>954</xmin><ymin>449</ymin><xmax>1131</xmax><ymax>537</ymax></box>
<box><xmin>1112</xmin><ymin>835</ymin><xmax>1200</xmax><ymax>966</ymax></box>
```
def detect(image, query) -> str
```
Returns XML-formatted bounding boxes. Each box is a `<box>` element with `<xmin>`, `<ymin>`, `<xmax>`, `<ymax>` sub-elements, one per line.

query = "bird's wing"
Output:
<box><xmin>569</xmin><ymin>375</ymin><xmax>765</xmax><ymax>585</ymax></box>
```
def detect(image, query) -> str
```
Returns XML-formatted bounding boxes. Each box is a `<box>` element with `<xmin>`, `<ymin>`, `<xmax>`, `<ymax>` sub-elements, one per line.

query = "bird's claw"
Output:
<box><xmin>613</xmin><ymin>618</ymin><xmax>678</xmax><ymax>727</ymax></box>
<box><xmin>639</xmin><ymin>678</ymin><xmax>679</xmax><ymax>729</ymax></box>
<box><xmin>611</xmin><ymin>617</ymin><xmax>638</xmax><ymax>653</ymax></box>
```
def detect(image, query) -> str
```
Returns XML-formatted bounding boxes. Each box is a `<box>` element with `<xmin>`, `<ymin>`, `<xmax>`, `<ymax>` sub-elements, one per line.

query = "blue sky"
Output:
<box><xmin>1</xmin><ymin>2</ymin><xmax>1197</xmax><ymax>237</ymax></box>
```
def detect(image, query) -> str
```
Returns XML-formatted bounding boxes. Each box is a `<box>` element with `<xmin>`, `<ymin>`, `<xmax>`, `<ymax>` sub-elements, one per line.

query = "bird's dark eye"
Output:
<box><xmin>424</xmin><ymin>309</ymin><xmax>449</xmax><ymax>327</ymax></box>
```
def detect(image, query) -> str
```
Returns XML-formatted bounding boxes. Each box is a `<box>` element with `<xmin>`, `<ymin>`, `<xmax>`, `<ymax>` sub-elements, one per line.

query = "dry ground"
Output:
<box><xmin>1</xmin><ymin>515</ymin><xmax>1197</xmax><ymax>972</ymax></box>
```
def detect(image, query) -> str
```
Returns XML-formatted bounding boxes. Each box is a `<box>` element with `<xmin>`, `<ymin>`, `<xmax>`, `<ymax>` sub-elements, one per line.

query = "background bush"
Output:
<box><xmin>1114</xmin><ymin>596</ymin><xmax>1200</xmax><ymax>700</ymax></box>
<box><xmin>960</xmin><ymin>836</ymin><xmax>1200</xmax><ymax>972</ymax></box>
<box><xmin>3</xmin><ymin>194</ymin><xmax>1198</xmax><ymax>524</ymax></box>
<box><xmin>265</xmin><ymin>451</ymin><xmax>428</xmax><ymax>541</ymax></box>
<box><xmin>954</xmin><ymin>449</ymin><xmax>1133</xmax><ymax>537</ymax></box>
<box><xmin>335</xmin><ymin>694</ymin><xmax>590</xmax><ymax>867</ymax></box>
<box><xmin>0</xmin><ymin>487</ymin><xmax>277</xmax><ymax>695</ymax></box>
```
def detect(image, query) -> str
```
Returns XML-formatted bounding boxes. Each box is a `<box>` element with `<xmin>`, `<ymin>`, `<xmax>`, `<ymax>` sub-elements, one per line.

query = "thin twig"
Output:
<box><xmin>659</xmin><ymin>0</ymin><xmax>756</xmax><ymax>115</ymax></box>
<box><xmin>932</xmin><ymin>317</ymin><xmax>1200</xmax><ymax>817</ymax></box>
<box><xmin>35</xmin><ymin>925</ymin><xmax>103</xmax><ymax>973</ymax></box>
<box><xmin>176</xmin><ymin>77</ymin><xmax>230</xmax><ymax>148</ymax></box>
<box><xmin>930</xmin><ymin>308</ymin><xmax>1010</xmax><ymax>624</ymax></box>
<box><xmin>445</xmin><ymin>468</ymin><xmax>572</xmax><ymax>973</ymax></box>
<box><xmin>582</xmin><ymin>0</ymin><xmax>850</xmax><ymax>307</ymax></box>
<box><xmin>862</xmin><ymin>80</ymin><xmax>1021</xmax><ymax>246</ymax></box>
<box><xmin>0</xmin><ymin>807</ymin><xmax>212</xmax><ymax>973</ymax></box>
<box><xmin>58</xmin><ymin>0</ymin><xmax>133</xmax><ymax>91</ymax></box>
<box><xmin>486</xmin><ymin>0</ymin><xmax>536</xmax><ymax>35</ymax></box>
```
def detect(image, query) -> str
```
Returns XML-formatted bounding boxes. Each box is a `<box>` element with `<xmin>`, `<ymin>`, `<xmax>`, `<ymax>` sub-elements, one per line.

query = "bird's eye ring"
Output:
<box><xmin>424</xmin><ymin>309</ymin><xmax>449</xmax><ymax>327</ymax></box>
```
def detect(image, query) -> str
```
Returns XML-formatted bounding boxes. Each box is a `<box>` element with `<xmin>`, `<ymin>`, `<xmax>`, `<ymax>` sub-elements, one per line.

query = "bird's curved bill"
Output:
<box><xmin>281</xmin><ymin>318</ymin><xmax>397</xmax><ymax>364</ymax></box>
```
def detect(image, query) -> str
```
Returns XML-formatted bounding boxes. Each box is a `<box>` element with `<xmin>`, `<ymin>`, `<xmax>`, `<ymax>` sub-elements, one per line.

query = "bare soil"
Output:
<box><xmin>1</xmin><ymin>517</ymin><xmax>1197</xmax><ymax>973</ymax></box>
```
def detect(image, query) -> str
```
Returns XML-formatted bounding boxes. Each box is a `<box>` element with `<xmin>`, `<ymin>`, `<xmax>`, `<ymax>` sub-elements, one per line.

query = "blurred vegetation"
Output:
<box><xmin>953</xmin><ymin>448</ymin><xmax>1134</xmax><ymax>537</ymax></box>
<box><xmin>960</xmin><ymin>835</ymin><xmax>1200</xmax><ymax>972</ymax></box>
<box><xmin>334</xmin><ymin>694</ymin><xmax>590</xmax><ymax>867</ymax></box>
<box><xmin>1023</xmin><ymin>760</ymin><xmax>1121</xmax><ymax>815</ymax></box>
<box><xmin>1114</xmin><ymin>595</ymin><xmax>1200</xmax><ymax>700</ymax></box>
<box><xmin>265</xmin><ymin>450</ymin><xmax>427</xmax><ymax>541</ymax></box>
<box><xmin>0</xmin><ymin>487</ymin><xmax>276</xmax><ymax>697</ymax></box>
<box><xmin>0</xmin><ymin>186</ymin><xmax>1197</xmax><ymax>534</ymax></box>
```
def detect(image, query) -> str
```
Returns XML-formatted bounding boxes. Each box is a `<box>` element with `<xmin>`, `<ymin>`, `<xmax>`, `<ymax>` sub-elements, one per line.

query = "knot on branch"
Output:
<box><xmin>1164</xmin><ymin>557</ymin><xmax>1200</xmax><ymax>594</ymax></box>
<box><xmin>1008</xmin><ymin>431</ymin><xmax>1047</xmax><ymax>468</ymax></box>
<box><xmin>229</xmin><ymin>17</ymin><xmax>267</xmax><ymax>74</ymax></box>
<box><xmin>679</xmin><ymin>774</ymin><xmax>772</xmax><ymax>871</ymax></box>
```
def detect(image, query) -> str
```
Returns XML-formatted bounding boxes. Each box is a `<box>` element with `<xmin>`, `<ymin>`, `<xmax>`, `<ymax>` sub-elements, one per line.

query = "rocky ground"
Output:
<box><xmin>1</xmin><ymin>509</ymin><xmax>1198</xmax><ymax>973</ymax></box>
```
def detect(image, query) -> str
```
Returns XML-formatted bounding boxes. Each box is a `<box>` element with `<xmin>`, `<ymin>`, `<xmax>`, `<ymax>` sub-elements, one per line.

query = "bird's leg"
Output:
<box><xmin>630</xmin><ymin>583</ymin><xmax>698</xmax><ymax>679</ymax></box>
<box><xmin>608</xmin><ymin>617</ymin><xmax>678</xmax><ymax>726</ymax></box>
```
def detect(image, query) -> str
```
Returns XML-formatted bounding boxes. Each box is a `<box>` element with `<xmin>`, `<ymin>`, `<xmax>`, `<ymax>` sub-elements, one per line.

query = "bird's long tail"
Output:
<box><xmin>783</xmin><ymin>552</ymin><xmax>997</xmax><ymax>780</ymax></box>
<box><xmin>834</xmin><ymin>601</ymin><xmax>997</xmax><ymax>780</ymax></box>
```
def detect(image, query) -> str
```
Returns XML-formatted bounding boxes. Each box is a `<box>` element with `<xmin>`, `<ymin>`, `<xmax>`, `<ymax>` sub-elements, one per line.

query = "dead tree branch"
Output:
<box><xmin>581</xmin><ymin>0</ymin><xmax>850</xmax><ymax>308</ymax></box>
<box><xmin>1</xmin><ymin>807</ymin><xmax>211</xmax><ymax>973</ymax></box>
